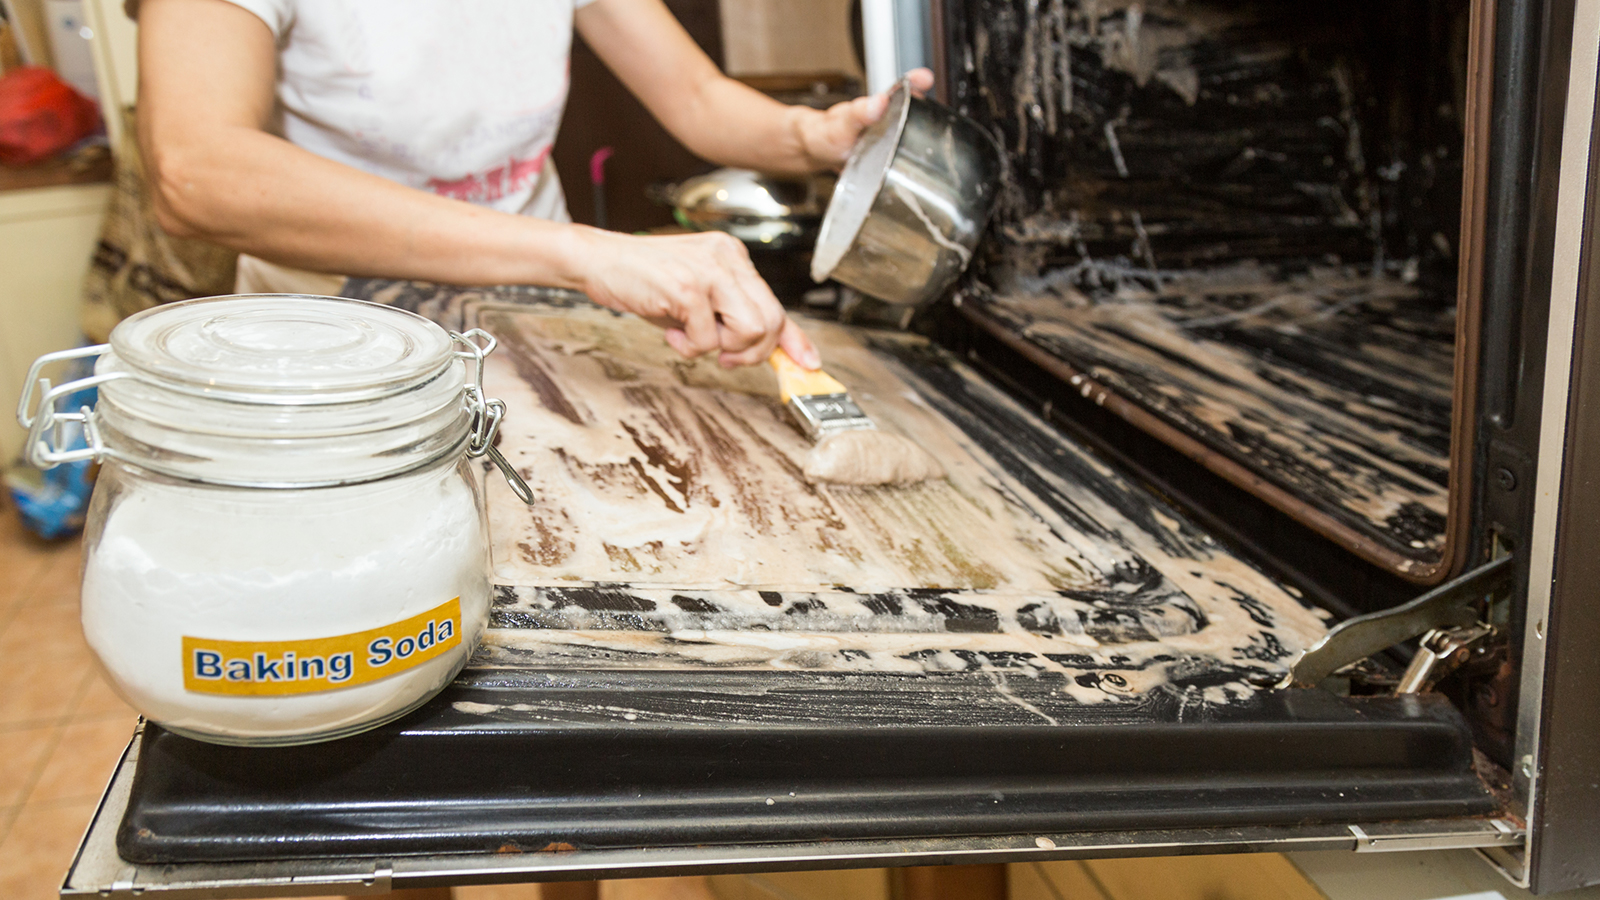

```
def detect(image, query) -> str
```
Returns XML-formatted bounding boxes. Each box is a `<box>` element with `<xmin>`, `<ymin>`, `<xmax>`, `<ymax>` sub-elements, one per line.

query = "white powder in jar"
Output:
<box><xmin>80</xmin><ymin>458</ymin><xmax>489</xmax><ymax>743</ymax></box>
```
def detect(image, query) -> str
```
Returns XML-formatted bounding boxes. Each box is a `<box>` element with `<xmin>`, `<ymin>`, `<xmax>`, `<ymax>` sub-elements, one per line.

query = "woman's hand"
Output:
<box><xmin>572</xmin><ymin>228</ymin><xmax>820</xmax><ymax>370</ymax></box>
<box><xmin>795</xmin><ymin>69</ymin><xmax>936</xmax><ymax>172</ymax></box>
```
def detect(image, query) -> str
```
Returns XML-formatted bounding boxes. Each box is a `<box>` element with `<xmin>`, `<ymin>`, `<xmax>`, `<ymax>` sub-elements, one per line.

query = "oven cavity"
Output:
<box><xmin>946</xmin><ymin>0</ymin><xmax>1473</xmax><ymax>578</ymax></box>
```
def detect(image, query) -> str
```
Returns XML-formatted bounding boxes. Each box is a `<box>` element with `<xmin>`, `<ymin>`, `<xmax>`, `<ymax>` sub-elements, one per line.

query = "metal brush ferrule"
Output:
<box><xmin>786</xmin><ymin>393</ymin><xmax>876</xmax><ymax>441</ymax></box>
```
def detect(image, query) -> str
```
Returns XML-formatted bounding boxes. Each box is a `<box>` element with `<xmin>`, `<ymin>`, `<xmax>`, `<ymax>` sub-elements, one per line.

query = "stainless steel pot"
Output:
<box><xmin>655</xmin><ymin>168</ymin><xmax>832</xmax><ymax>250</ymax></box>
<box><xmin>810</xmin><ymin>80</ymin><xmax>1003</xmax><ymax>306</ymax></box>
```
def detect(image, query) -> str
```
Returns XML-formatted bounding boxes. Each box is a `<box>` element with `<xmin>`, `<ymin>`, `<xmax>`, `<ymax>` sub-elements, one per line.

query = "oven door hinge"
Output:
<box><xmin>1395</xmin><ymin>622</ymin><xmax>1497</xmax><ymax>693</ymax></box>
<box><xmin>1349</xmin><ymin>818</ymin><xmax>1524</xmax><ymax>852</ymax></box>
<box><xmin>1280</xmin><ymin>555</ymin><xmax>1513</xmax><ymax>689</ymax></box>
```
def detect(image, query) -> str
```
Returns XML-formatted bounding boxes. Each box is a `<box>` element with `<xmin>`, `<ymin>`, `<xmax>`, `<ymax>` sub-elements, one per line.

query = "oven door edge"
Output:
<box><xmin>1506</xmin><ymin>0</ymin><xmax>1600</xmax><ymax>891</ymax></box>
<box><xmin>62</xmin><ymin>725</ymin><xmax>1525</xmax><ymax>899</ymax></box>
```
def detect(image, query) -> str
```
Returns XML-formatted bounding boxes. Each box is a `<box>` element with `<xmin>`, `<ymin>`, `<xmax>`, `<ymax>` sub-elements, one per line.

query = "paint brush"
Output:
<box><xmin>769</xmin><ymin>348</ymin><xmax>876</xmax><ymax>442</ymax></box>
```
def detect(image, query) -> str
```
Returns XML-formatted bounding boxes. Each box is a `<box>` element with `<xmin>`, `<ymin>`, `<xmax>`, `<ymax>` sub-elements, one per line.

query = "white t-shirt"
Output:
<box><xmin>222</xmin><ymin>0</ymin><xmax>596</xmax><ymax>221</ymax></box>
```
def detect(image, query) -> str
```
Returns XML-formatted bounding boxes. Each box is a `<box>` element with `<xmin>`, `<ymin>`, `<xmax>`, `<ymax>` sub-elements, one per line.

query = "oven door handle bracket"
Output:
<box><xmin>1280</xmin><ymin>555</ymin><xmax>1513</xmax><ymax>689</ymax></box>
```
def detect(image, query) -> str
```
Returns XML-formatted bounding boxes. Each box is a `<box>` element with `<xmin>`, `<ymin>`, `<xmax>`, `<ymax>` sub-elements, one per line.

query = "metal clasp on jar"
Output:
<box><xmin>450</xmin><ymin>329</ymin><xmax>535</xmax><ymax>505</ymax></box>
<box><xmin>14</xmin><ymin>344</ymin><xmax>126</xmax><ymax>469</ymax></box>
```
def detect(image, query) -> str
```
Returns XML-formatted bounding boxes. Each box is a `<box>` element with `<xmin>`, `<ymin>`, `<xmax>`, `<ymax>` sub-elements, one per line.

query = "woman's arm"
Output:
<box><xmin>136</xmin><ymin>0</ymin><xmax>817</xmax><ymax>369</ymax></box>
<box><xmin>575</xmin><ymin>0</ymin><xmax>932</xmax><ymax>175</ymax></box>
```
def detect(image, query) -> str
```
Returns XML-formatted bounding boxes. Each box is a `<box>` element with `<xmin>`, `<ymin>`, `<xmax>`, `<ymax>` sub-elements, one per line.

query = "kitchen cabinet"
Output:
<box><xmin>719</xmin><ymin>0</ymin><xmax>860</xmax><ymax>78</ymax></box>
<box><xmin>0</xmin><ymin>182</ymin><xmax>110</xmax><ymax>464</ymax></box>
<box><xmin>1</xmin><ymin>0</ymin><xmax>134</xmax><ymax>465</ymax></box>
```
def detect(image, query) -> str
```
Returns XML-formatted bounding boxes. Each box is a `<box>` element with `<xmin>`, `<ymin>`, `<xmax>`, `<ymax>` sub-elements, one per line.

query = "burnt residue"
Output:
<box><xmin>473</xmin><ymin>304</ymin><xmax>1126</xmax><ymax>592</ymax></box>
<box><xmin>621</xmin><ymin>421</ymin><xmax>694</xmax><ymax>500</ymax></box>
<box><xmin>1236</xmin><ymin>630</ymin><xmax>1292</xmax><ymax>663</ymax></box>
<box><xmin>342</xmin><ymin>280</ymin><xmax>596</xmax><ymax>330</ymax></box>
<box><xmin>624</xmin><ymin>458</ymin><xmax>684</xmax><ymax>514</ymax></box>
<box><xmin>671</xmin><ymin>594</ymin><xmax>721</xmax><ymax>613</ymax></box>
<box><xmin>949</xmin><ymin>0</ymin><xmax>1469</xmax><ymax>275</ymax></box>
<box><xmin>483</xmin><ymin>311</ymin><xmax>588</xmax><ymax>426</ymax></box>
<box><xmin>517</xmin><ymin>527</ymin><xmax>573</xmax><ymax>567</ymax></box>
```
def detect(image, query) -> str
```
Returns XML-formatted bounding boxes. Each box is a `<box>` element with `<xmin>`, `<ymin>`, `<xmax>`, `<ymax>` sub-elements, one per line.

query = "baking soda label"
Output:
<box><xmin>181</xmin><ymin>597</ymin><xmax>462</xmax><ymax>695</ymax></box>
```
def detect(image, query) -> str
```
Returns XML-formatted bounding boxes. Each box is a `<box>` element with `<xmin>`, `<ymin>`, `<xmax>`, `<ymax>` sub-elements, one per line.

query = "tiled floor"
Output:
<box><xmin>0</xmin><ymin>502</ymin><xmax>138</xmax><ymax>900</ymax></box>
<box><xmin>0</xmin><ymin>500</ymin><xmax>1327</xmax><ymax>900</ymax></box>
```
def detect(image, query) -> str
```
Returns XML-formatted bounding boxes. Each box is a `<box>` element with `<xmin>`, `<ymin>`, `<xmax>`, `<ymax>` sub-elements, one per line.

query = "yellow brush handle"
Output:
<box><xmin>770</xmin><ymin>348</ymin><xmax>847</xmax><ymax>403</ymax></box>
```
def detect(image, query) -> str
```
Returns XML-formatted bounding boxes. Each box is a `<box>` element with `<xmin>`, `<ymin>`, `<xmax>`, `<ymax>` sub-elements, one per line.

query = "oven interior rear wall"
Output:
<box><xmin>952</xmin><ymin>0</ymin><xmax>1469</xmax><ymax>275</ymax></box>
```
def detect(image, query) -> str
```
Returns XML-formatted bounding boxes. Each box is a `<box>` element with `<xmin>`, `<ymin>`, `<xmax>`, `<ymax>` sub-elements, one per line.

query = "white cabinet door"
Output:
<box><xmin>0</xmin><ymin>183</ymin><xmax>111</xmax><ymax>465</ymax></box>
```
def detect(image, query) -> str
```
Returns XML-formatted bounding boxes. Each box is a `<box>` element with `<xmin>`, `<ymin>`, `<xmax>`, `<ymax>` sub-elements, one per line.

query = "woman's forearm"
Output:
<box><xmin>671</xmin><ymin>77</ymin><xmax>820</xmax><ymax>175</ymax></box>
<box><xmin>147</xmin><ymin>123</ymin><xmax>596</xmax><ymax>287</ymax></box>
<box><xmin>145</xmin><ymin>117</ymin><xmax>820</xmax><ymax>367</ymax></box>
<box><xmin>575</xmin><ymin>0</ymin><xmax>825</xmax><ymax>176</ymax></box>
<box><xmin>576</xmin><ymin>0</ymin><xmax>926</xmax><ymax>178</ymax></box>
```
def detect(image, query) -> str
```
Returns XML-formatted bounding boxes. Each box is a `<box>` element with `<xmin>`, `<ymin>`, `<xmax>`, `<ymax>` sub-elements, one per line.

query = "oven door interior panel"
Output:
<box><xmin>114</xmin><ymin>288</ymin><xmax>1499</xmax><ymax>865</ymax></box>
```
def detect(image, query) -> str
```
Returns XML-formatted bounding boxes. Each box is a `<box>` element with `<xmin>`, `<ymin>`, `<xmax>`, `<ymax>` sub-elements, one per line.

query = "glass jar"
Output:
<box><xmin>16</xmin><ymin>295</ymin><xmax>530</xmax><ymax>746</ymax></box>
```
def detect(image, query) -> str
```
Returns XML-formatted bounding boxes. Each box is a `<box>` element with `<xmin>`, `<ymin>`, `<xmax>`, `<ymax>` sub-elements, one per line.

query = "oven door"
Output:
<box><xmin>62</xmin><ymin>289</ymin><xmax>1515</xmax><ymax>898</ymax></box>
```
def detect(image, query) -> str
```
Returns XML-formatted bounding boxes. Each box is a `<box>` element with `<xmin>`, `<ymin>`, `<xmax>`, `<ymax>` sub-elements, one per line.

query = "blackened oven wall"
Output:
<box><xmin>945</xmin><ymin>0</ymin><xmax>1471</xmax><ymax>290</ymax></box>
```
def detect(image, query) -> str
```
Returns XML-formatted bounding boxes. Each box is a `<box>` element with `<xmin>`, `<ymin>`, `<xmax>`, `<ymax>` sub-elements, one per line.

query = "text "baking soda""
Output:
<box><xmin>181</xmin><ymin>597</ymin><xmax>462</xmax><ymax>696</ymax></box>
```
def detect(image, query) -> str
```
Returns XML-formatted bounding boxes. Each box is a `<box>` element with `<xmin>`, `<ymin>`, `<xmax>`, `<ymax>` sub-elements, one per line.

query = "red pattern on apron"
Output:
<box><xmin>426</xmin><ymin>144</ymin><xmax>553</xmax><ymax>203</ymax></box>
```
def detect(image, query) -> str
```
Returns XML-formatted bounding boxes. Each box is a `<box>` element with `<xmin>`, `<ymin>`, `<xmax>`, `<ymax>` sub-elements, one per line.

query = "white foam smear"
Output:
<box><xmin>477</xmin><ymin>308</ymin><xmax>1105</xmax><ymax>592</ymax></box>
<box><xmin>802</xmin><ymin>430</ymin><xmax>945</xmax><ymax>485</ymax></box>
<box><xmin>983</xmin><ymin>265</ymin><xmax>1453</xmax><ymax>559</ymax></box>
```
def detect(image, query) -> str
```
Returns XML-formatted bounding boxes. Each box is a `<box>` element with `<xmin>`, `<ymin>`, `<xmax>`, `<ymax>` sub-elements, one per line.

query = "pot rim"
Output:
<box><xmin>809</xmin><ymin>79</ymin><xmax>915</xmax><ymax>282</ymax></box>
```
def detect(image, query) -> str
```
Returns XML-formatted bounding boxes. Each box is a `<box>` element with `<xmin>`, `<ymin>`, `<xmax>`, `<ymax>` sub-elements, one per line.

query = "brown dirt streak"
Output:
<box><xmin>482</xmin><ymin>311</ymin><xmax>587</xmax><ymax>426</ymax></box>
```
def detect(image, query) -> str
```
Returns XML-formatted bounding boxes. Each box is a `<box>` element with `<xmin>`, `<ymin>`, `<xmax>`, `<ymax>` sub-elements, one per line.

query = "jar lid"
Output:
<box><xmin>110</xmin><ymin>294</ymin><xmax>456</xmax><ymax>405</ymax></box>
<box><xmin>92</xmin><ymin>295</ymin><xmax>472</xmax><ymax>487</ymax></box>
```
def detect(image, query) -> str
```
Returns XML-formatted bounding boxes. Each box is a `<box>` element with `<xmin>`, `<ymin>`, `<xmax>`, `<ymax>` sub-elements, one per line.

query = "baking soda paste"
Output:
<box><xmin>81</xmin><ymin>458</ymin><xmax>489</xmax><ymax>744</ymax></box>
